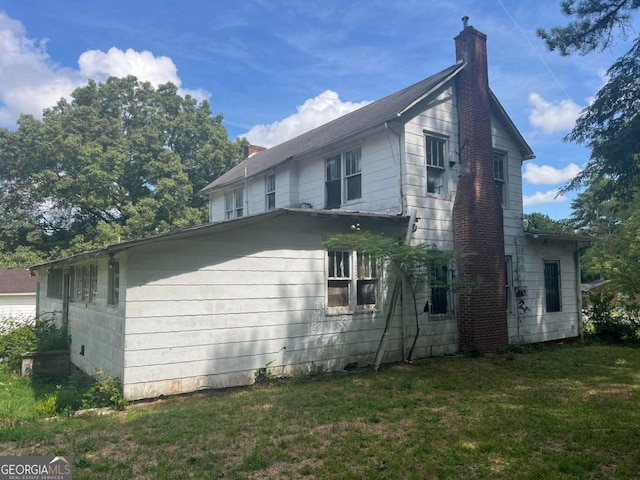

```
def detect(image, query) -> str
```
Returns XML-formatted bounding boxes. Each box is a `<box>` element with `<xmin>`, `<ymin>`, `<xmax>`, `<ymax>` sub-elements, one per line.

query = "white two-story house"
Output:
<box><xmin>34</xmin><ymin>20</ymin><xmax>586</xmax><ymax>400</ymax></box>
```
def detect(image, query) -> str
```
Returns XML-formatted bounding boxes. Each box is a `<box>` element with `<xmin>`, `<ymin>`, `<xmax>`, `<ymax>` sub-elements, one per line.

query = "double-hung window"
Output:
<box><xmin>327</xmin><ymin>250</ymin><xmax>377</xmax><ymax>313</ymax></box>
<box><xmin>325</xmin><ymin>147</ymin><xmax>362</xmax><ymax>208</ymax></box>
<box><xmin>544</xmin><ymin>260</ymin><xmax>561</xmax><ymax>312</ymax></box>
<box><xmin>108</xmin><ymin>261</ymin><xmax>120</xmax><ymax>306</ymax></box>
<box><xmin>426</xmin><ymin>135</ymin><xmax>447</xmax><ymax>195</ymax></box>
<box><xmin>74</xmin><ymin>264</ymin><xmax>97</xmax><ymax>303</ymax></box>
<box><xmin>225</xmin><ymin>188</ymin><xmax>244</xmax><ymax>219</ymax></box>
<box><xmin>429</xmin><ymin>263</ymin><xmax>449</xmax><ymax>315</ymax></box>
<box><xmin>265</xmin><ymin>173</ymin><xmax>276</xmax><ymax>211</ymax></box>
<box><xmin>493</xmin><ymin>151</ymin><xmax>507</xmax><ymax>205</ymax></box>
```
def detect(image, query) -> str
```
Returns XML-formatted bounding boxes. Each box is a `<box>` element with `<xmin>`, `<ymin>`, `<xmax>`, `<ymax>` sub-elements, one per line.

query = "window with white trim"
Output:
<box><xmin>108</xmin><ymin>260</ymin><xmax>120</xmax><ymax>306</ymax></box>
<box><xmin>493</xmin><ymin>151</ymin><xmax>507</xmax><ymax>205</ymax></box>
<box><xmin>74</xmin><ymin>264</ymin><xmax>97</xmax><ymax>303</ymax></box>
<box><xmin>325</xmin><ymin>147</ymin><xmax>362</xmax><ymax>208</ymax></box>
<box><xmin>426</xmin><ymin>135</ymin><xmax>447</xmax><ymax>194</ymax></box>
<box><xmin>327</xmin><ymin>250</ymin><xmax>377</xmax><ymax>313</ymax></box>
<box><xmin>265</xmin><ymin>173</ymin><xmax>276</xmax><ymax>211</ymax></box>
<box><xmin>224</xmin><ymin>188</ymin><xmax>244</xmax><ymax>219</ymax></box>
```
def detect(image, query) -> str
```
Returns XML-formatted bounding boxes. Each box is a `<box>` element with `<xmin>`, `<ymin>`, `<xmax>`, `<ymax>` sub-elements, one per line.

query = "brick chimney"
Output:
<box><xmin>244</xmin><ymin>144</ymin><xmax>267</xmax><ymax>159</ymax></box>
<box><xmin>452</xmin><ymin>17</ymin><xmax>508</xmax><ymax>354</ymax></box>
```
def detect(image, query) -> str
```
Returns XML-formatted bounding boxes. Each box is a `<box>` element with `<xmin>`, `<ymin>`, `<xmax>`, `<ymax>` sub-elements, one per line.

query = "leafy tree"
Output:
<box><xmin>581</xmin><ymin>208</ymin><xmax>640</xmax><ymax>296</ymax></box>
<box><xmin>523</xmin><ymin>212</ymin><xmax>574</xmax><ymax>233</ymax></box>
<box><xmin>0</xmin><ymin>76</ymin><xmax>245</xmax><ymax>265</ymax></box>
<box><xmin>569</xmin><ymin>177</ymin><xmax>626</xmax><ymax>236</ymax></box>
<box><xmin>538</xmin><ymin>0</ymin><xmax>640</xmax><ymax>197</ymax></box>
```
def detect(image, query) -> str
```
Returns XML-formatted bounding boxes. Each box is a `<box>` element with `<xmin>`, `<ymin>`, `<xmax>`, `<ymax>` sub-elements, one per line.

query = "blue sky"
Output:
<box><xmin>1</xmin><ymin>1</ymin><xmax>637</xmax><ymax>219</ymax></box>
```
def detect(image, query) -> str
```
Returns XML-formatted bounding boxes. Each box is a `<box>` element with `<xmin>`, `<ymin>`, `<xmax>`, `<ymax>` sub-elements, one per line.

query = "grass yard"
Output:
<box><xmin>1</xmin><ymin>344</ymin><xmax>639</xmax><ymax>479</ymax></box>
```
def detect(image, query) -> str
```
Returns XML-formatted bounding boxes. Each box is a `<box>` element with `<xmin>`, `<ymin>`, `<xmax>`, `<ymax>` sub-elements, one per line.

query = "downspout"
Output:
<box><xmin>385</xmin><ymin>121</ymin><xmax>405</xmax><ymax>216</ymax></box>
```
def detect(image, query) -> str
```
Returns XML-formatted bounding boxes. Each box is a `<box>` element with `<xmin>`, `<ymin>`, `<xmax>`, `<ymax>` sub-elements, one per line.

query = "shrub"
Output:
<box><xmin>81</xmin><ymin>369</ymin><xmax>126</xmax><ymax>411</ymax></box>
<box><xmin>0</xmin><ymin>316</ymin><xmax>69</xmax><ymax>373</ymax></box>
<box><xmin>584</xmin><ymin>289</ymin><xmax>640</xmax><ymax>346</ymax></box>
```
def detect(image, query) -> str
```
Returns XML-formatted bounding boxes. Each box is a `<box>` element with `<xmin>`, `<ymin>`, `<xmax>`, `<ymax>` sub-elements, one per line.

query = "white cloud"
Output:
<box><xmin>78</xmin><ymin>47</ymin><xmax>180</xmax><ymax>85</ymax></box>
<box><xmin>523</xmin><ymin>189</ymin><xmax>567</xmax><ymax>207</ymax></box>
<box><xmin>528</xmin><ymin>92</ymin><xmax>583</xmax><ymax>134</ymax></box>
<box><xmin>523</xmin><ymin>162</ymin><xmax>582</xmax><ymax>185</ymax></box>
<box><xmin>240</xmin><ymin>90</ymin><xmax>370</xmax><ymax>147</ymax></box>
<box><xmin>0</xmin><ymin>12</ymin><xmax>207</xmax><ymax>127</ymax></box>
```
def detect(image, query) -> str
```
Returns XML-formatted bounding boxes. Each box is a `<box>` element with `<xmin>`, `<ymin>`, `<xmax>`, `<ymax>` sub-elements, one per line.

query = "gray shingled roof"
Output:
<box><xmin>201</xmin><ymin>61</ymin><xmax>534</xmax><ymax>193</ymax></box>
<box><xmin>201</xmin><ymin>63</ymin><xmax>466</xmax><ymax>193</ymax></box>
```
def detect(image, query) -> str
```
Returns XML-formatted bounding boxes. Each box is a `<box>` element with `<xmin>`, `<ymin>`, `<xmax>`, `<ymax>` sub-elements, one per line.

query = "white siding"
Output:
<box><xmin>122</xmin><ymin>215</ymin><xmax>406</xmax><ymax>400</ymax></box>
<box><xmin>507</xmin><ymin>238</ymin><xmax>580</xmax><ymax>344</ymax></box>
<box><xmin>403</xmin><ymin>86</ymin><xmax>459</xmax><ymax>250</ymax></box>
<box><xmin>0</xmin><ymin>294</ymin><xmax>36</xmax><ymax>320</ymax></box>
<box><xmin>36</xmin><ymin>255</ymin><xmax>127</xmax><ymax>382</ymax></box>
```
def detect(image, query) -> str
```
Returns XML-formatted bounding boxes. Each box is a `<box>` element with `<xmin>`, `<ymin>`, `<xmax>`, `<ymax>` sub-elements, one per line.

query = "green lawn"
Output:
<box><xmin>1</xmin><ymin>344</ymin><xmax>639</xmax><ymax>479</ymax></box>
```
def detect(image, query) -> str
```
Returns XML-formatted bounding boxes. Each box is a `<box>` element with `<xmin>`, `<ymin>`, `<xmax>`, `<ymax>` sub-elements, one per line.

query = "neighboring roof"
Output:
<box><xmin>201</xmin><ymin>61</ymin><xmax>535</xmax><ymax>194</ymax></box>
<box><xmin>0</xmin><ymin>268</ymin><xmax>38</xmax><ymax>294</ymax></box>
<box><xmin>32</xmin><ymin>208</ymin><xmax>410</xmax><ymax>269</ymax></box>
<box><xmin>201</xmin><ymin>62</ymin><xmax>465</xmax><ymax>193</ymax></box>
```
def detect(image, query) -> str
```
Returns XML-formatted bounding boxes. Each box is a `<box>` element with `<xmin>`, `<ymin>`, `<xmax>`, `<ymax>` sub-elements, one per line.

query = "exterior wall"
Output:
<box><xmin>403</xmin><ymin>85</ymin><xmax>459</xmax><ymax>250</ymax></box>
<box><xmin>508</xmin><ymin>238</ymin><xmax>580</xmax><ymax>344</ymax></box>
<box><xmin>122</xmin><ymin>215</ymin><xmax>405</xmax><ymax>400</ymax></box>
<box><xmin>0</xmin><ymin>294</ymin><xmax>36</xmax><ymax>320</ymax></box>
<box><xmin>208</xmin><ymin>133</ymin><xmax>400</xmax><ymax>222</ymax></box>
<box><xmin>36</xmin><ymin>255</ymin><xmax>127</xmax><ymax>382</ymax></box>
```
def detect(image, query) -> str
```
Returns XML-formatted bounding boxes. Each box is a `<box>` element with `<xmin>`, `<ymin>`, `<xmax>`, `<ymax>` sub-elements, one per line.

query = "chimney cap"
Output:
<box><xmin>462</xmin><ymin>16</ymin><xmax>469</xmax><ymax>29</ymax></box>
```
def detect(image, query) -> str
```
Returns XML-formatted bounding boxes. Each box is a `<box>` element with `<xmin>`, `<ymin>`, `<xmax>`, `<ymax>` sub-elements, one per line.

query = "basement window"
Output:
<box><xmin>327</xmin><ymin>250</ymin><xmax>377</xmax><ymax>314</ymax></box>
<box><xmin>425</xmin><ymin>135</ymin><xmax>447</xmax><ymax>195</ymax></box>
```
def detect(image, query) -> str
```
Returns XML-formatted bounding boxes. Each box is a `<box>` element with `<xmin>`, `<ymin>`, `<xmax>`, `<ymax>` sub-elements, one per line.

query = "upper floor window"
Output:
<box><xmin>544</xmin><ymin>260</ymin><xmax>561</xmax><ymax>312</ymax></box>
<box><xmin>426</xmin><ymin>135</ymin><xmax>447</xmax><ymax>195</ymax></box>
<box><xmin>265</xmin><ymin>173</ymin><xmax>276</xmax><ymax>211</ymax></box>
<box><xmin>327</xmin><ymin>250</ymin><xmax>377</xmax><ymax>313</ymax></box>
<box><xmin>493</xmin><ymin>151</ymin><xmax>507</xmax><ymax>205</ymax></box>
<box><xmin>325</xmin><ymin>147</ymin><xmax>362</xmax><ymax>209</ymax></box>
<box><xmin>225</xmin><ymin>188</ymin><xmax>244</xmax><ymax>219</ymax></box>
